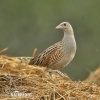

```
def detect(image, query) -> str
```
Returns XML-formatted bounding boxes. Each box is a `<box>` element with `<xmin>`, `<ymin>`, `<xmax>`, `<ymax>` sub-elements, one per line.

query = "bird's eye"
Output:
<box><xmin>64</xmin><ymin>23</ymin><xmax>66</xmax><ymax>26</ymax></box>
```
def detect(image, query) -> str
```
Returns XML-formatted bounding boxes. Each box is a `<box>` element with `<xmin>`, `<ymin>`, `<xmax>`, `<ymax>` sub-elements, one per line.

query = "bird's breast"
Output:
<box><xmin>63</xmin><ymin>34</ymin><xmax>76</xmax><ymax>62</ymax></box>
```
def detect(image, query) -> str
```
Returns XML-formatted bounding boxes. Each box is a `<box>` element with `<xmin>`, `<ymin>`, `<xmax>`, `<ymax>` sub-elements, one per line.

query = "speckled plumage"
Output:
<box><xmin>29</xmin><ymin>22</ymin><xmax>76</xmax><ymax>71</ymax></box>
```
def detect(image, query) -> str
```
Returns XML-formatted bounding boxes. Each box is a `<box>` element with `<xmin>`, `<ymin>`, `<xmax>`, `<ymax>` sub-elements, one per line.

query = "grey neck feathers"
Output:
<box><xmin>62</xmin><ymin>32</ymin><xmax>76</xmax><ymax>56</ymax></box>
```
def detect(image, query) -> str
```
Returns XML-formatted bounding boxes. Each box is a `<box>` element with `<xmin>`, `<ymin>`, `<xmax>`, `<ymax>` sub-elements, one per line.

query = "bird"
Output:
<box><xmin>29</xmin><ymin>22</ymin><xmax>76</xmax><ymax>78</ymax></box>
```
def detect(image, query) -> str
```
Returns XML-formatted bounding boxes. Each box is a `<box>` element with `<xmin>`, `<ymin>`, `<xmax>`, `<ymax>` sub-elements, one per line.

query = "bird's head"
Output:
<box><xmin>56</xmin><ymin>22</ymin><xmax>74</xmax><ymax>34</ymax></box>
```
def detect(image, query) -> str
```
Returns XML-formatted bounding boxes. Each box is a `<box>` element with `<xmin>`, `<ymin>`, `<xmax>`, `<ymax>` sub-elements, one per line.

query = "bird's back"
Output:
<box><xmin>29</xmin><ymin>41</ymin><xmax>66</xmax><ymax>69</ymax></box>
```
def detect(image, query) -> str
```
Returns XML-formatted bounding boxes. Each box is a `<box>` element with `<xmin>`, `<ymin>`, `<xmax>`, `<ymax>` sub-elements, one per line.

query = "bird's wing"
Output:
<box><xmin>29</xmin><ymin>41</ymin><xmax>63</xmax><ymax>66</ymax></box>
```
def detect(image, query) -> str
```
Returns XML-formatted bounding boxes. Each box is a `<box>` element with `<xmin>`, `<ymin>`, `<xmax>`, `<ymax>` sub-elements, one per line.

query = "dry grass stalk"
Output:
<box><xmin>85</xmin><ymin>66</ymin><xmax>100</xmax><ymax>86</ymax></box>
<box><xmin>32</xmin><ymin>48</ymin><xmax>37</xmax><ymax>57</ymax></box>
<box><xmin>0</xmin><ymin>48</ymin><xmax>8</xmax><ymax>54</ymax></box>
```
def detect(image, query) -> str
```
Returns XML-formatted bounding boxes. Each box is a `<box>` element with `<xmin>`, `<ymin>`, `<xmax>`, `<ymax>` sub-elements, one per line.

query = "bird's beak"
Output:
<box><xmin>55</xmin><ymin>24</ymin><xmax>61</xmax><ymax>29</ymax></box>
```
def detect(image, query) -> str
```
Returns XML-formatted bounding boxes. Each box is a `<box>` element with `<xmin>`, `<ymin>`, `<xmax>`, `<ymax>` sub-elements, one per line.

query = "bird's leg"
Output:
<box><xmin>47</xmin><ymin>69</ymin><xmax>70</xmax><ymax>80</ymax></box>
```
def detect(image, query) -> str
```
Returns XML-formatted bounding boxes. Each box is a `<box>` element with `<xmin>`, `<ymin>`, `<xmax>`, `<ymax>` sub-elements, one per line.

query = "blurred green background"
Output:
<box><xmin>0</xmin><ymin>0</ymin><xmax>100</xmax><ymax>80</ymax></box>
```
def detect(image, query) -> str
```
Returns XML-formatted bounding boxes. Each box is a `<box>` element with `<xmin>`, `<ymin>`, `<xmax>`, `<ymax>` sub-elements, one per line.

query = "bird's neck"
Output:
<box><xmin>62</xmin><ymin>32</ymin><xmax>75</xmax><ymax>44</ymax></box>
<box><xmin>62</xmin><ymin>32</ymin><xmax>76</xmax><ymax>56</ymax></box>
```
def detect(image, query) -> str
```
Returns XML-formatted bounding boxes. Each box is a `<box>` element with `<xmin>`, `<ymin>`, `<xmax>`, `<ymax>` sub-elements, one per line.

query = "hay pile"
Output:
<box><xmin>0</xmin><ymin>55</ymin><xmax>100</xmax><ymax>100</ymax></box>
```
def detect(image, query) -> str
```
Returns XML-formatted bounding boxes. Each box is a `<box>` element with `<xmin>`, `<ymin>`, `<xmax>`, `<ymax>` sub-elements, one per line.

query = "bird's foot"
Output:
<box><xmin>47</xmin><ymin>69</ymin><xmax>71</xmax><ymax>80</ymax></box>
